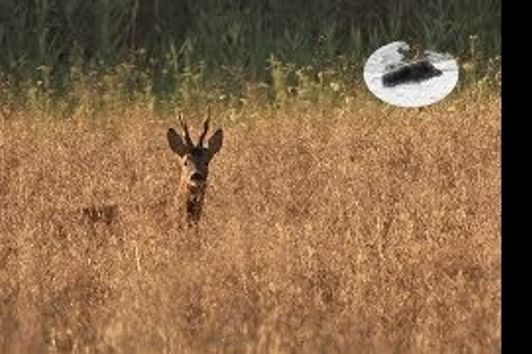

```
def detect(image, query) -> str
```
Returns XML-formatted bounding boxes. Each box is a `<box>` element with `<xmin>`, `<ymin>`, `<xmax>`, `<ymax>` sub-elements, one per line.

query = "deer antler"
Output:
<box><xmin>198</xmin><ymin>108</ymin><xmax>211</xmax><ymax>147</ymax></box>
<box><xmin>178</xmin><ymin>112</ymin><xmax>194</xmax><ymax>147</ymax></box>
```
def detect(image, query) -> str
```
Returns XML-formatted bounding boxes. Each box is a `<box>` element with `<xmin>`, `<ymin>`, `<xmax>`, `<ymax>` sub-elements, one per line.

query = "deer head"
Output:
<box><xmin>167</xmin><ymin>111</ymin><xmax>223</xmax><ymax>224</ymax></box>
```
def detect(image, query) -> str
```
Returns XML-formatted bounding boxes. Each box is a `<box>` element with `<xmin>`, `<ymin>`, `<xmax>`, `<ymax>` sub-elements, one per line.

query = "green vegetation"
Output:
<box><xmin>0</xmin><ymin>0</ymin><xmax>500</xmax><ymax>108</ymax></box>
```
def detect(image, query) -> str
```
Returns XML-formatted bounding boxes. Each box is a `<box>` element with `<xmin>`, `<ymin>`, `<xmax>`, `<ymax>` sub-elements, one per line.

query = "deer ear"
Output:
<box><xmin>207</xmin><ymin>129</ymin><xmax>223</xmax><ymax>158</ymax></box>
<box><xmin>167</xmin><ymin>128</ymin><xmax>187</xmax><ymax>157</ymax></box>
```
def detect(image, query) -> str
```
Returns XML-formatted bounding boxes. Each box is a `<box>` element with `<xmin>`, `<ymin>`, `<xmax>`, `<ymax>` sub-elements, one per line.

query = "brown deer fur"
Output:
<box><xmin>166</xmin><ymin>112</ymin><xmax>223</xmax><ymax>227</ymax></box>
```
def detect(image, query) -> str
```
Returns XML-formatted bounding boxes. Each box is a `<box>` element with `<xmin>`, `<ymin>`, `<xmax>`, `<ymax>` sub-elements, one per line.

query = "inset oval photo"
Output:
<box><xmin>363</xmin><ymin>41</ymin><xmax>459</xmax><ymax>107</ymax></box>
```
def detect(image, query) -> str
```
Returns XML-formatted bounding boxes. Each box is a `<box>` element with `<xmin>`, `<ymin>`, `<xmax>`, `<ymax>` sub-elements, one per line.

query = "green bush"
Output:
<box><xmin>0</xmin><ymin>0</ymin><xmax>501</xmax><ymax>105</ymax></box>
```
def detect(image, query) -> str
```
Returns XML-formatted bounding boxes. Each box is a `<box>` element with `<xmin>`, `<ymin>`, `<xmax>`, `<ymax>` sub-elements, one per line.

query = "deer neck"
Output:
<box><xmin>179</xmin><ymin>181</ymin><xmax>206</xmax><ymax>223</ymax></box>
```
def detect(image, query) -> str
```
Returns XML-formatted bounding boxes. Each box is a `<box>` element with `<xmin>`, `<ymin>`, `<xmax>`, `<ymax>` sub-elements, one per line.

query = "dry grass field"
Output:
<box><xmin>1</xmin><ymin>89</ymin><xmax>500</xmax><ymax>353</ymax></box>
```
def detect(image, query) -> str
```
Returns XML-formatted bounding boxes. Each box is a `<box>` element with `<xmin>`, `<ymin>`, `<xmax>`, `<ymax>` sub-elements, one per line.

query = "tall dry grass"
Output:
<box><xmin>1</xmin><ymin>89</ymin><xmax>500</xmax><ymax>353</ymax></box>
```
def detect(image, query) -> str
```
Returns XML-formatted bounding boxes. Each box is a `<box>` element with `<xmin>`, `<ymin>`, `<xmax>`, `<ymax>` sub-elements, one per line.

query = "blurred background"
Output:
<box><xmin>0</xmin><ymin>0</ymin><xmax>500</xmax><ymax>108</ymax></box>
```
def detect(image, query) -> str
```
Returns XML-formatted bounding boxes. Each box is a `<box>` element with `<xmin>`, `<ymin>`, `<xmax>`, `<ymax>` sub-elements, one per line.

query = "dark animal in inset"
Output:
<box><xmin>382</xmin><ymin>60</ymin><xmax>443</xmax><ymax>88</ymax></box>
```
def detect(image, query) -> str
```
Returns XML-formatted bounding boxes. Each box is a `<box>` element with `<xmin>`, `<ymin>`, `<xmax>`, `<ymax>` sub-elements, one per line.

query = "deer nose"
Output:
<box><xmin>191</xmin><ymin>172</ymin><xmax>205</xmax><ymax>182</ymax></box>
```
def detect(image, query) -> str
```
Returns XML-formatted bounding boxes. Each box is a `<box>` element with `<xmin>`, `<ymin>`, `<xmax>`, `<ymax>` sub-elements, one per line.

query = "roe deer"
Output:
<box><xmin>166</xmin><ymin>112</ymin><xmax>223</xmax><ymax>227</ymax></box>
